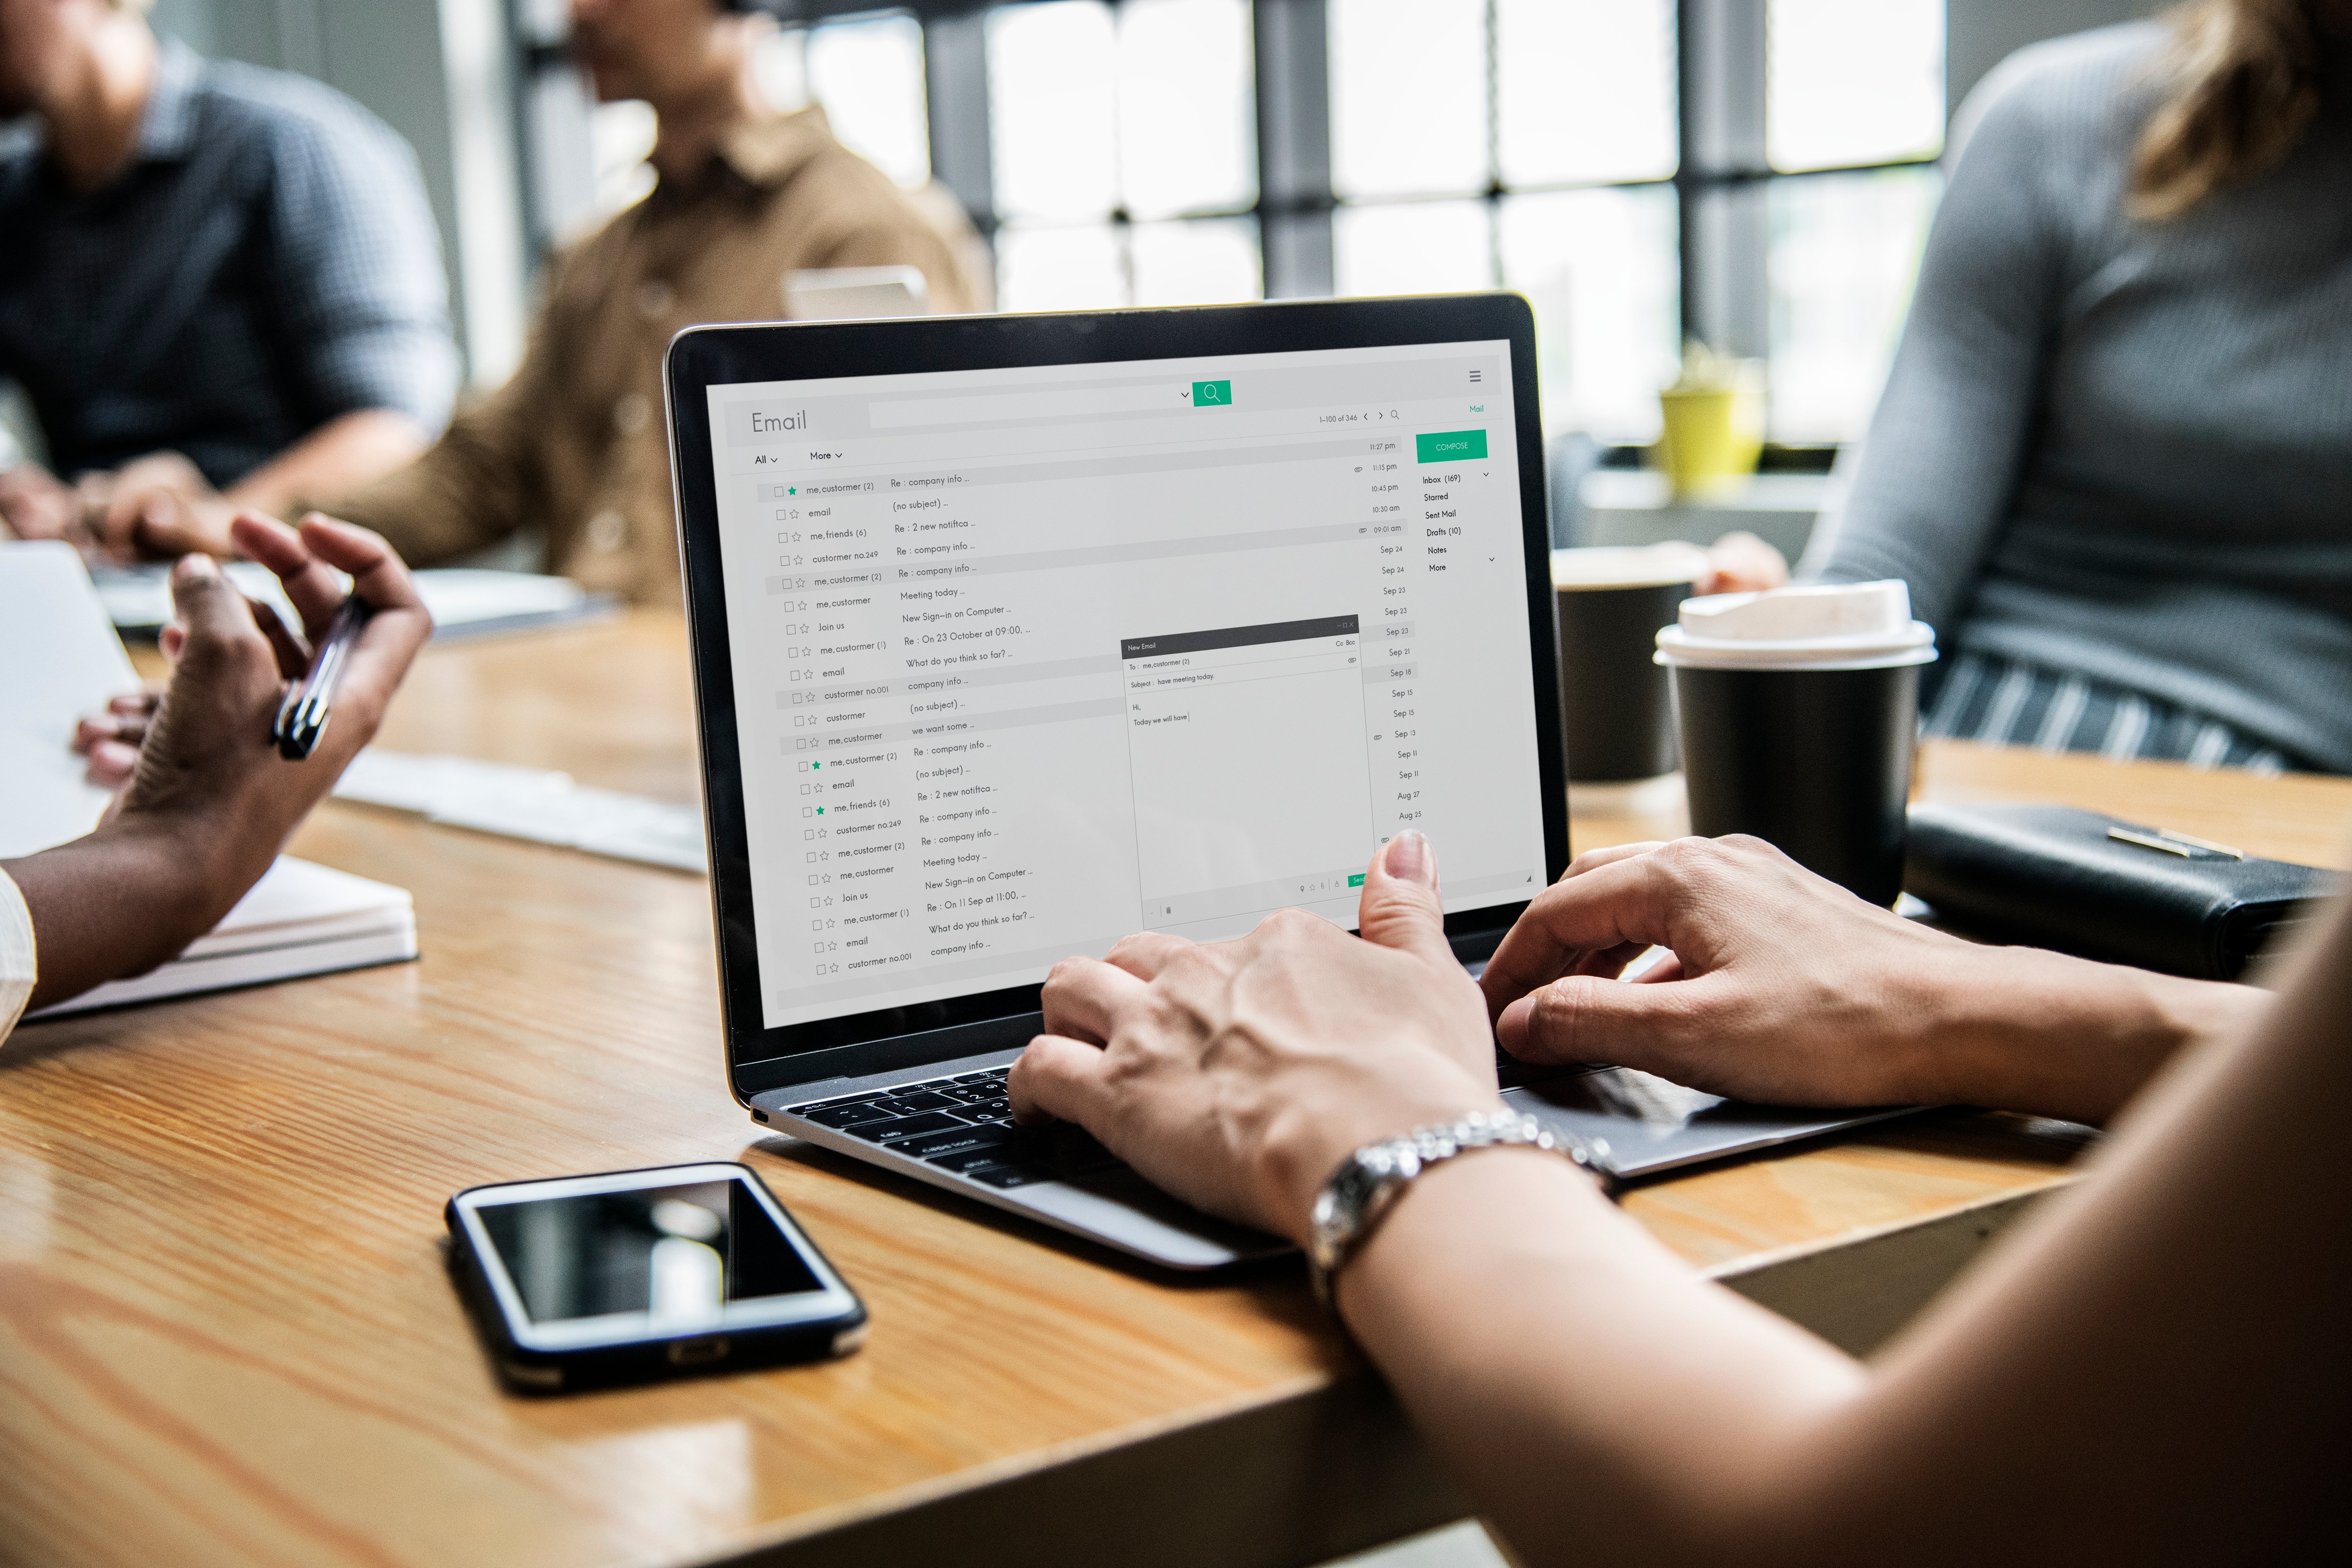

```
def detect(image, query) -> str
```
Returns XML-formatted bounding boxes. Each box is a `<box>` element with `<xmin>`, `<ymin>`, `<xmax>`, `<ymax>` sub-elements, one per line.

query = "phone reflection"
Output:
<box><xmin>479</xmin><ymin>1178</ymin><xmax>821</xmax><ymax>1325</ymax></box>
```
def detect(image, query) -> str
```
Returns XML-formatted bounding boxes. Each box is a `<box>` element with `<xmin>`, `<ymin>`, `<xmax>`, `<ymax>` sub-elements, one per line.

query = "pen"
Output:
<box><xmin>272</xmin><ymin>595</ymin><xmax>374</xmax><ymax>761</ymax></box>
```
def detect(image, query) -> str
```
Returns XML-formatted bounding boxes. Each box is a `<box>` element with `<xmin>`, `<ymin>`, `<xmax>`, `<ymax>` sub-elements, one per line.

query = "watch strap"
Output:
<box><xmin>1307</xmin><ymin>1109</ymin><xmax>1615</xmax><ymax>1307</ymax></box>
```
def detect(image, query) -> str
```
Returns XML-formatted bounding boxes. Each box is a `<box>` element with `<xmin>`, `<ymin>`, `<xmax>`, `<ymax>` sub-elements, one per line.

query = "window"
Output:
<box><xmin>1768</xmin><ymin>169</ymin><xmax>1939</xmax><ymax>442</ymax></box>
<box><xmin>511</xmin><ymin>0</ymin><xmax>1949</xmax><ymax>446</ymax></box>
<box><xmin>1768</xmin><ymin>0</ymin><xmax>1945</xmax><ymax>172</ymax></box>
<box><xmin>986</xmin><ymin>0</ymin><xmax>1261</xmax><ymax>311</ymax></box>
<box><xmin>523</xmin><ymin>6</ymin><xmax>935</xmax><ymax>249</ymax></box>
<box><xmin>1761</xmin><ymin>0</ymin><xmax>1944</xmax><ymax>439</ymax></box>
<box><xmin>806</xmin><ymin>16</ymin><xmax>934</xmax><ymax>190</ymax></box>
<box><xmin>1329</xmin><ymin>0</ymin><xmax>1683</xmax><ymax>441</ymax></box>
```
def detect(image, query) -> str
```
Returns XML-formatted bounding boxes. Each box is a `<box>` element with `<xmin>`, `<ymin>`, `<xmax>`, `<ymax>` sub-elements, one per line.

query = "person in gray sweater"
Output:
<box><xmin>1821</xmin><ymin>0</ymin><xmax>2352</xmax><ymax>774</ymax></box>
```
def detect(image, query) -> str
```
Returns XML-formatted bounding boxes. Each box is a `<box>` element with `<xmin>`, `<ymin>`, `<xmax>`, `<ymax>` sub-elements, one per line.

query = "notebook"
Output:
<box><xmin>0</xmin><ymin>540</ymin><xmax>417</xmax><ymax>1018</ymax></box>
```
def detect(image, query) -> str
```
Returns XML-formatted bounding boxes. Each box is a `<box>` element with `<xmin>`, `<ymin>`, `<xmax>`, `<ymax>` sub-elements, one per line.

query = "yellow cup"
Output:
<box><xmin>1655</xmin><ymin>377</ymin><xmax>1764</xmax><ymax>496</ymax></box>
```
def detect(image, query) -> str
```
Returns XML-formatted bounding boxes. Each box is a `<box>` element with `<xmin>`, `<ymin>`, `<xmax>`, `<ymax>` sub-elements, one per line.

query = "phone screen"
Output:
<box><xmin>474</xmin><ymin>1176</ymin><xmax>824</xmax><ymax>1326</ymax></box>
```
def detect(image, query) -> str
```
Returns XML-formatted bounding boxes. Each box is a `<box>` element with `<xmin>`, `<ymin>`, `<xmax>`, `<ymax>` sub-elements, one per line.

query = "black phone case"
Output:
<box><xmin>444</xmin><ymin>1171</ymin><xmax>867</xmax><ymax>1396</ymax></box>
<box><xmin>1904</xmin><ymin>802</ymin><xmax>2340</xmax><ymax>980</ymax></box>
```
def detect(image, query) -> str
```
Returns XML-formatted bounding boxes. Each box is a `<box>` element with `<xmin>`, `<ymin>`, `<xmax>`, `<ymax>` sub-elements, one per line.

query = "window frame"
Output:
<box><xmin>509</xmin><ymin>0</ymin><xmax>1945</xmax><ymax>447</ymax></box>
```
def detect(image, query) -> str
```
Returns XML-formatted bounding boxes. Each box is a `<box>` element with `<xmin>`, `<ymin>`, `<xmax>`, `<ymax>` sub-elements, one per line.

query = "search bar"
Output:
<box><xmin>869</xmin><ymin>382</ymin><xmax>1219</xmax><ymax>429</ymax></box>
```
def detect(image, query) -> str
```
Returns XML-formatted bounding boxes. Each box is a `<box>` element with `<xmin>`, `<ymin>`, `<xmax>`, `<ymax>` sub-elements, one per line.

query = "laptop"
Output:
<box><xmin>662</xmin><ymin>294</ymin><xmax>1904</xmax><ymax>1271</ymax></box>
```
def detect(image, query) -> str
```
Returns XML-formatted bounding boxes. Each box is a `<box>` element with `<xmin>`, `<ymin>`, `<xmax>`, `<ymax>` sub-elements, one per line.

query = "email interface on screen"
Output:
<box><xmin>705</xmin><ymin>341</ymin><xmax>1547</xmax><ymax>1031</ymax></box>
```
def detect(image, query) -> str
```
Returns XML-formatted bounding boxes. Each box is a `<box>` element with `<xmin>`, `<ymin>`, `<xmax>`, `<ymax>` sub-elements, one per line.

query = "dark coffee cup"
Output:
<box><xmin>1553</xmin><ymin>545</ymin><xmax>1708</xmax><ymax>785</ymax></box>
<box><xmin>1657</xmin><ymin>582</ymin><xmax>1936</xmax><ymax>907</ymax></box>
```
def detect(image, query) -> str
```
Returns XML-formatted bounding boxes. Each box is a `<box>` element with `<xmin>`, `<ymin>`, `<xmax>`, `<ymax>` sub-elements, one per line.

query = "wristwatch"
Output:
<box><xmin>1306</xmin><ymin>1109</ymin><xmax>1616</xmax><ymax>1307</ymax></box>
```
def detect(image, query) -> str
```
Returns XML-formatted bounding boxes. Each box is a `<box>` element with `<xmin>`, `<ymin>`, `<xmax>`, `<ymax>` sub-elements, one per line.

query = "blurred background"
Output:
<box><xmin>25</xmin><ymin>0</ymin><xmax>2163</xmax><ymax>480</ymax></box>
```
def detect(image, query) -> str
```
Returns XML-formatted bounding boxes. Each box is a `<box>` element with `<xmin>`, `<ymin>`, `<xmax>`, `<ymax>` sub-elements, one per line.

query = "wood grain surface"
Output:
<box><xmin>10</xmin><ymin>614</ymin><xmax>2345</xmax><ymax>1568</ymax></box>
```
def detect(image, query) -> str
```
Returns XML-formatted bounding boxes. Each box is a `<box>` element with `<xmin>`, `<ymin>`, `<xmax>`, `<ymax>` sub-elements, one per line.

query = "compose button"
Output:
<box><xmin>1415</xmin><ymin>429</ymin><xmax>1487</xmax><ymax>463</ymax></box>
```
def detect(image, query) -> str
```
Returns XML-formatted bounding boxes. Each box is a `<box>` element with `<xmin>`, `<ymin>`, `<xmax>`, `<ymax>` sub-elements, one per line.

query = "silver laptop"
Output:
<box><xmin>662</xmin><ymin>295</ymin><xmax>1902</xmax><ymax>1271</ymax></box>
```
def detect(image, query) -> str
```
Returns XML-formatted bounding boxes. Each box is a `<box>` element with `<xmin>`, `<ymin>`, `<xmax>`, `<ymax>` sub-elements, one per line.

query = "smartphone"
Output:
<box><xmin>445</xmin><ymin>1162</ymin><xmax>866</xmax><ymax>1393</ymax></box>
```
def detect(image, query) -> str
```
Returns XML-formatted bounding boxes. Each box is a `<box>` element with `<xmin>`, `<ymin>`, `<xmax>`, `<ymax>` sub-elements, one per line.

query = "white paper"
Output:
<box><xmin>334</xmin><ymin>749</ymin><xmax>708</xmax><ymax>874</ymax></box>
<box><xmin>0</xmin><ymin>541</ymin><xmax>141</xmax><ymax>858</ymax></box>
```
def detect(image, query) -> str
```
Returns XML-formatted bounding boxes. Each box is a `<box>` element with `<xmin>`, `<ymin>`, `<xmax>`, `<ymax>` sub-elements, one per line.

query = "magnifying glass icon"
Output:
<box><xmin>1192</xmin><ymin>379</ymin><xmax>1231</xmax><ymax>406</ymax></box>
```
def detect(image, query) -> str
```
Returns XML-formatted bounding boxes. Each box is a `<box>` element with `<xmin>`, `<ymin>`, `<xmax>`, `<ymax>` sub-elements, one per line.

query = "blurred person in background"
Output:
<box><xmin>1814</xmin><ymin>0</ymin><xmax>2352</xmax><ymax>775</ymax></box>
<box><xmin>0</xmin><ymin>0</ymin><xmax>455</xmax><ymax>550</ymax></box>
<box><xmin>77</xmin><ymin>0</ymin><xmax>987</xmax><ymax>607</ymax></box>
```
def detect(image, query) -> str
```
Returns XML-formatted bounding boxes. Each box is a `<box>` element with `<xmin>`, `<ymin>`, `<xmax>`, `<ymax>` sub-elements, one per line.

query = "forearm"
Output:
<box><xmin>1337</xmin><ymin>1152</ymin><xmax>1865</xmax><ymax>1568</ymax></box>
<box><xmin>329</xmin><ymin>391</ymin><xmax>544</xmax><ymax>567</ymax></box>
<box><xmin>2</xmin><ymin>823</ymin><xmax>238</xmax><ymax>1010</ymax></box>
<box><xmin>1915</xmin><ymin>945</ymin><xmax>2269</xmax><ymax>1125</ymax></box>
<box><xmin>226</xmin><ymin>409</ymin><xmax>430</xmax><ymax>518</ymax></box>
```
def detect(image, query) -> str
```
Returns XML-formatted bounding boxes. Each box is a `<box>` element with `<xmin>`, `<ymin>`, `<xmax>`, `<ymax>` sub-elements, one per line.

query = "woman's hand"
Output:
<box><xmin>1696</xmin><ymin>530</ymin><xmax>1789</xmax><ymax>596</ymax></box>
<box><xmin>1479</xmin><ymin>836</ymin><xmax>2264</xmax><ymax>1125</ymax></box>
<box><xmin>105</xmin><ymin>512</ymin><xmax>429</xmax><ymax>872</ymax></box>
<box><xmin>5</xmin><ymin>510</ymin><xmax>431</xmax><ymax>1011</ymax></box>
<box><xmin>1009</xmin><ymin>832</ymin><xmax>1503</xmax><ymax>1243</ymax></box>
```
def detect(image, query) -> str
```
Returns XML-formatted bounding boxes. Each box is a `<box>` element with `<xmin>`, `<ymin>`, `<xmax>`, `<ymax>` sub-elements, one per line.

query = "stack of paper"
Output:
<box><xmin>1</xmin><ymin>541</ymin><xmax>417</xmax><ymax>1019</ymax></box>
<box><xmin>332</xmin><ymin>750</ymin><xmax>708</xmax><ymax>874</ymax></box>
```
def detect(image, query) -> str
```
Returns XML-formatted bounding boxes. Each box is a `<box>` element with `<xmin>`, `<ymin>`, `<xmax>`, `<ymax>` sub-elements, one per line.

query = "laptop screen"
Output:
<box><xmin>697</xmin><ymin>336</ymin><xmax>1550</xmax><ymax>1035</ymax></box>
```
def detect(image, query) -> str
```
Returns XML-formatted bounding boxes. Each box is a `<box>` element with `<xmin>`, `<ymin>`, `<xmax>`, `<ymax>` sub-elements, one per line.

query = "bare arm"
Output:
<box><xmin>78</xmin><ymin>411</ymin><xmax>432</xmax><ymax>559</ymax></box>
<box><xmin>1009</xmin><ymin>835</ymin><xmax>2342</xmax><ymax>1566</ymax></box>
<box><xmin>1356</xmin><ymin>879</ymin><xmax>2348</xmax><ymax>1566</ymax></box>
<box><xmin>1479</xmin><ymin>837</ymin><xmax>2265</xmax><ymax>1125</ymax></box>
<box><xmin>223</xmin><ymin>409</ymin><xmax>430</xmax><ymax>517</ymax></box>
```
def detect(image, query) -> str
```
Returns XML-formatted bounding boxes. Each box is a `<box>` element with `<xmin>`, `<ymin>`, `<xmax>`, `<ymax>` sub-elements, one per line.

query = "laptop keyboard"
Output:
<box><xmin>789</xmin><ymin>1068</ymin><xmax>1126</xmax><ymax>1189</ymax></box>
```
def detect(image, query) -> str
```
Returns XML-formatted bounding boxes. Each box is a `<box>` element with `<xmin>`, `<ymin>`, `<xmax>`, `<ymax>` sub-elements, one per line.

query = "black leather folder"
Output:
<box><xmin>1904</xmin><ymin>802</ymin><xmax>2340</xmax><ymax>981</ymax></box>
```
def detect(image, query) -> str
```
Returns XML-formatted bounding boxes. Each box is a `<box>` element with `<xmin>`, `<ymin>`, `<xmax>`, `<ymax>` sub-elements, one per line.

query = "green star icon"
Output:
<box><xmin>816</xmin><ymin>806</ymin><xmax>825</xmax><ymax>815</ymax></box>
<box><xmin>788</xmin><ymin>486</ymin><xmax>797</xmax><ymax>495</ymax></box>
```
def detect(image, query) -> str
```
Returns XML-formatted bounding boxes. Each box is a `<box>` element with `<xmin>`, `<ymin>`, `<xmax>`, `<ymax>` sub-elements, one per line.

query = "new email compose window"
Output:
<box><xmin>706</xmin><ymin>341</ymin><xmax>1547</xmax><ymax>1029</ymax></box>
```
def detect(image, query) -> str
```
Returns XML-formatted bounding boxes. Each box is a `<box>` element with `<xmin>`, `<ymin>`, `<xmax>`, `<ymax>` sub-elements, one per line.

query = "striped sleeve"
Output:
<box><xmin>0</xmin><ymin>868</ymin><xmax>33</xmax><ymax>1049</ymax></box>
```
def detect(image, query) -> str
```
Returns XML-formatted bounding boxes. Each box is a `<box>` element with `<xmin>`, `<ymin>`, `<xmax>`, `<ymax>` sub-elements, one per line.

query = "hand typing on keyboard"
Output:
<box><xmin>1006</xmin><ymin>830</ymin><xmax>1503</xmax><ymax>1244</ymax></box>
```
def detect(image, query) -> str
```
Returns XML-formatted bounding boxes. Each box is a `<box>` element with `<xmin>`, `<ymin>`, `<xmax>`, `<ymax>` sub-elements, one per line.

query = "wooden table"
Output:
<box><xmin>5</xmin><ymin>614</ymin><xmax>2345</xmax><ymax>1568</ymax></box>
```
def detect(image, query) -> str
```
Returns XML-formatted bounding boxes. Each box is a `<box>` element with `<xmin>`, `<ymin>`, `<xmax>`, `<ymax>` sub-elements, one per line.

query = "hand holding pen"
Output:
<box><xmin>272</xmin><ymin>593</ymin><xmax>375</xmax><ymax>760</ymax></box>
<box><xmin>39</xmin><ymin>515</ymin><xmax>433</xmax><ymax>1003</ymax></box>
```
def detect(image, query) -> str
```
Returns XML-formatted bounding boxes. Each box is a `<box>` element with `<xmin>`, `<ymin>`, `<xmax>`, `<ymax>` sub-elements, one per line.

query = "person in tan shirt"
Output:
<box><xmin>110</xmin><ymin>0</ymin><xmax>982</xmax><ymax>606</ymax></box>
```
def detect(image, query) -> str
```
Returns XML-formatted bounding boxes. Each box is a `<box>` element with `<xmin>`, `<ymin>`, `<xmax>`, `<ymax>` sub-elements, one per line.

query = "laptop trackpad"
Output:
<box><xmin>1012</xmin><ymin>1170</ymin><xmax>1291</xmax><ymax>1268</ymax></box>
<box><xmin>1505</xmin><ymin>1068</ymin><xmax>1908</xmax><ymax>1180</ymax></box>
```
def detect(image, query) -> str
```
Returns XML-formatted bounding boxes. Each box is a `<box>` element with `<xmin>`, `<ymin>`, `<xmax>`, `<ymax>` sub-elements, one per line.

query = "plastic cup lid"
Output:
<box><xmin>1550</xmin><ymin>542</ymin><xmax>1711</xmax><ymax>591</ymax></box>
<box><xmin>1653</xmin><ymin>580</ymin><xmax>1937</xmax><ymax>670</ymax></box>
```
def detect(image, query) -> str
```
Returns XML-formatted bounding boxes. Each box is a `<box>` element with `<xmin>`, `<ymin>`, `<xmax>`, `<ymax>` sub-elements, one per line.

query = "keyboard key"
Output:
<box><xmin>864</xmin><ymin>1111</ymin><xmax>968</xmax><ymax>1144</ymax></box>
<box><xmin>966</xmin><ymin>1162</ymin><xmax>1053</xmax><ymax>1188</ymax></box>
<box><xmin>952</xmin><ymin>1071</ymin><xmax>1005</xmax><ymax>1086</ymax></box>
<box><xmin>884</xmin><ymin>1090</ymin><xmax>958</xmax><ymax>1112</ymax></box>
<box><xmin>798</xmin><ymin>1100</ymin><xmax>895</xmax><ymax>1129</ymax></box>
<box><xmin>928</xmin><ymin>1145</ymin><xmax>1021</xmax><ymax>1174</ymax></box>
<box><xmin>901</xmin><ymin>1125</ymin><xmax>1015</xmax><ymax>1161</ymax></box>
